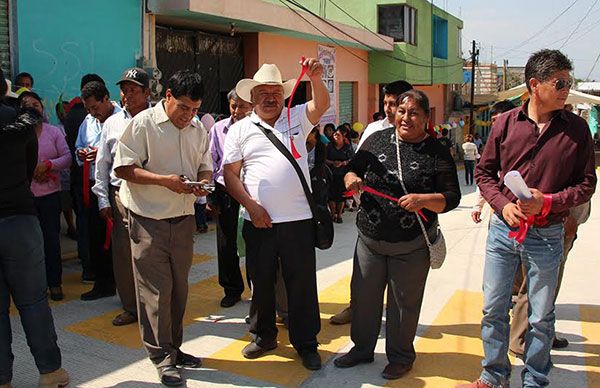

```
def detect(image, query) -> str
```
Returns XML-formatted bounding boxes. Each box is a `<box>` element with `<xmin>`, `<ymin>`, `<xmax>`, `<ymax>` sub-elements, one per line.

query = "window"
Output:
<box><xmin>433</xmin><ymin>15</ymin><xmax>448</xmax><ymax>59</ymax></box>
<box><xmin>378</xmin><ymin>5</ymin><xmax>417</xmax><ymax>45</ymax></box>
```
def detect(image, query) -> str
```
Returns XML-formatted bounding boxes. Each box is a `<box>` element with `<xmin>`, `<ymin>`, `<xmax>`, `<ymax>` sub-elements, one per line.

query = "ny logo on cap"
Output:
<box><xmin>126</xmin><ymin>69</ymin><xmax>138</xmax><ymax>78</ymax></box>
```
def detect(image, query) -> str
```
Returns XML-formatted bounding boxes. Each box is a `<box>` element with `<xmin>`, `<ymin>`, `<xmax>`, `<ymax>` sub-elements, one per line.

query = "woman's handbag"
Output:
<box><xmin>255</xmin><ymin>123</ymin><xmax>334</xmax><ymax>250</ymax></box>
<box><xmin>395</xmin><ymin>134</ymin><xmax>447</xmax><ymax>269</ymax></box>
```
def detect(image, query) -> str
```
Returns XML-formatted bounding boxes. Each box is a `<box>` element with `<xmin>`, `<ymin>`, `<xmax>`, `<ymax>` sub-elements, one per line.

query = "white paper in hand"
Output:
<box><xmin>504</xmin><ymin>170</ymin><xmax>532</xmax><ymax>200</ymax></box>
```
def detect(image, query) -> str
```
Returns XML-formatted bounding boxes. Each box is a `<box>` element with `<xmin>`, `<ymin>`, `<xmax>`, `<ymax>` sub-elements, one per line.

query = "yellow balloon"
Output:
<box><xmin>352</xmin><ymin>122</ymin><xmax>364</xmax><ymax>133</ymax></box>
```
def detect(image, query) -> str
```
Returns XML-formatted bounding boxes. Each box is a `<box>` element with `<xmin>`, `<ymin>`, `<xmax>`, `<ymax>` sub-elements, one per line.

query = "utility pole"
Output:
<box><xmin>469</xmin><ymin>40</ymin><xmax>479</xmax><ymax>135</ymax></box>
<box><xmin>502</xmin><ymin>59</ymin><xmax>508</xmax><ymax>91</ymax></box>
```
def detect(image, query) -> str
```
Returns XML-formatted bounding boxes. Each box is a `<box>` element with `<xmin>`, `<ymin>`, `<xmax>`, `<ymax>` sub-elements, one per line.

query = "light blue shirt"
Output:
<box><xmin>75</xmin><ymin>102</ymin><xmax>122</xmax><ymax>178</ymax></box>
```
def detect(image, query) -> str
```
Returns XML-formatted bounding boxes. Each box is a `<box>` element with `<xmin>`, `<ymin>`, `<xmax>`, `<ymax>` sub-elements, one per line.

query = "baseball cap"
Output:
<box><xmin>116</xmin><ymin>67</ymin><xmax>149</xmax><ymax>88</ymax></box>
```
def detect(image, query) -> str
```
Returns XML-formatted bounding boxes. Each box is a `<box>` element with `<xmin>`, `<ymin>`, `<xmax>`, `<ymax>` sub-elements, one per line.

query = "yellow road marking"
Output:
<box><xmin>203</xmin><ymin>276</ymin><xmax>351</xmax><ymax>387</ymax></box>
<box><xmin>65</xmin><ymin>254</ymin><xmax>239</xmax><ymax>348</ymax></box>
<box><xmin>388</xmin><ymin>290</ymin><xmax>485</xmax><ymax>387</ymax></box>
<box><xmin>580</xmin><ymin>305</ymin><xmax>600</xmax><ymax>387</ymax></box>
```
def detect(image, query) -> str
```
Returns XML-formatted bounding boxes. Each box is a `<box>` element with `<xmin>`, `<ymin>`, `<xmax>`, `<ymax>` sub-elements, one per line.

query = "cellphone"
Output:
<box><xmin>184</xmin><ymin>181</ymin><xmax>215</xmax><ymax>192</ymax></box>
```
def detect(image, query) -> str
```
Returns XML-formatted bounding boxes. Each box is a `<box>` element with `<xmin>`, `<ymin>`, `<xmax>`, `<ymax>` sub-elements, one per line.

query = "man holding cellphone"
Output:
<box><xmin>113</xmin><ymin>70</ymin><xmax>212</xmax><ymax>386</ymax></box>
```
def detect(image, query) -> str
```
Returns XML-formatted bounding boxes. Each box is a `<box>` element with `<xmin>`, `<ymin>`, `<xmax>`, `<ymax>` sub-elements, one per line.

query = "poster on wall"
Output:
<box><xmin>317</xmin><ymin>44</ymin><xmax>336</xmax><ymax>125</ymax></box>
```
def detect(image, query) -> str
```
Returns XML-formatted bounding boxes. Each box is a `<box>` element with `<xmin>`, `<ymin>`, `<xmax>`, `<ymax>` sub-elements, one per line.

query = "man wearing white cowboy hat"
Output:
<box><xmin>223</xmin><ymin>58</ymin><xmax>329</xmax><ymax>370</ymax></box>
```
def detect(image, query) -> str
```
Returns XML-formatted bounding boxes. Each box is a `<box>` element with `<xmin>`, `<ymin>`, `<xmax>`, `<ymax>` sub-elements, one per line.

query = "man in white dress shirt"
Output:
<box><xmin>93</xmin><ymin>67</ymin><xmax>151</xmax><ymax>326</ymax></box>
<box><xmin>356</xmin><ymin>80</ymin><xmax>412</xmax><ymax>150</ymax></box>
<box><xmin>223</xmin><ymin>60</ymin><xmax>329</xmax><ymax>370</ymax></box>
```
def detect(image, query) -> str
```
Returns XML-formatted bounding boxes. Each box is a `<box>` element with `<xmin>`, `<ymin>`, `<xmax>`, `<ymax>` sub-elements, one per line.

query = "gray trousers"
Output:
<box><xmin>109</xmin><ymin>186</ymin><xmax>136</xmax><ymax>315</ymax></box>
<box><xmin>129</xmin><ymin>212</ymin><xmax>195</xmax><ymax>368</ymax></box>
<box><xmin>349</xmin><ymin>230</ymin><xmax>432</xmax><ymax>365</ymax></box>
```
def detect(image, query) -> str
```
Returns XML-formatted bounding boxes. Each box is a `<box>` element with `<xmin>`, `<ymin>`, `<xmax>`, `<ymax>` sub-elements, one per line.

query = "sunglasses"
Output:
<box><xmin>551</xmin><ymin>78</ymin><xmax>573</xmax><ymax>91</ymax></box>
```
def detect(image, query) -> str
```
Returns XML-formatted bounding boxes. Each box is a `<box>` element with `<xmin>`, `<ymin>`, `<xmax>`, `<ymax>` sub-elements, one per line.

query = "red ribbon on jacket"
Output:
<box><xmin>508</xmin><ymin>194</ymin><xmax>553</xmax><ymax>244</ymax></box>
<box><xmin>344</xmin><ymin>185</ymin><xmax>428</xmax><ymax>222</ymax></box>
<box><xmin>287</xmin><ymin>56</ymin><xmax>308</xmax><ymax>159</ymax></box>
<box><xmin>103</xmin><ymin>217</ymin><xmax>113</xmax><ymax>251</ymax></box>
<box><xmin>83</xmin><ymin>159</ymin><xmax>90</xmax><ymax>208</ymax></box>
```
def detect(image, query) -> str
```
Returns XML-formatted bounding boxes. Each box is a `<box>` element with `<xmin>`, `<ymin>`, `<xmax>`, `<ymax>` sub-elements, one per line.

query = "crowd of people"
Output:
<box><xmin>0</xmin><ymin>48</ymin><xmax>596</xmax><ymax>388</ymax></box>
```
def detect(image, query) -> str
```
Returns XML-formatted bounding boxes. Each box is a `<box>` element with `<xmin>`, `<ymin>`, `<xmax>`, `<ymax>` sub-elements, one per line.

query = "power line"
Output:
<box><xmin>282</xmin><ymin>0</ymin><xmax>464</xmax><ymax>69</ymax></box>
<box><xmin>559</xmin><ymin>0</ymin><xmax>599</xmax><ymax>49</ymax></box>
<box><xmin>585</xmin><ymin>50</ymin><xmax>600</xmax><ymax>80</ymax></box>
<box><xmin>495</xmin><ymin>0</ymin><xmax>579</xmax><ymax>59</ymax></box>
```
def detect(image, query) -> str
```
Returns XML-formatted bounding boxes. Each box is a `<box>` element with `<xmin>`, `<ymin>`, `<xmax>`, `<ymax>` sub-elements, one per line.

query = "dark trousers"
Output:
<box><xmin>242</xmin><ymin>219</ymin><xmax>320</xmax><ymax>350</ymax></box>
<box><xmin>350</xmin><ymin>232</ymin><xmax>431</xmax><ymax>365</ymax></box>
<box><xmin>33</xmin><ymin>192</ymin><xmax>63</xmax><ymax>288</ymax></box>
<box><xmin>215</xmin><ymin>184</ymin><xmax>246</xmax><ymax>297</ymax></box>
<box><xmin>71</xmin><ymin>182</ymin><xmax>91</xmax><ymax>278</ymax></box>
<box><xmin>0</xmin><ymin>215</ymin><xmax>62</xmax><ymax>384</ymax></box>
<box><xmin>464</xmin><ymin>160</ymin><xmax>475</xmax><ymax>185</ymax></box>
<box><xmin>88</xmin><ymin>181</ymin><xmax>115</xmax><ymax>291</ymax></box>
<box><xmin>194</xmin><ymin>202</ymin><xmax>207</xmax><ymax>230</ymax></box>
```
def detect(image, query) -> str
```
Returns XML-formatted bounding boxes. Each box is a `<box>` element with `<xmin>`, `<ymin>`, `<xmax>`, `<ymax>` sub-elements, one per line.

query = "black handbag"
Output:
<box><xmin>255</xmin><ymin>123</ymin><xmax>334</xmax><ymax>250</ymax></box>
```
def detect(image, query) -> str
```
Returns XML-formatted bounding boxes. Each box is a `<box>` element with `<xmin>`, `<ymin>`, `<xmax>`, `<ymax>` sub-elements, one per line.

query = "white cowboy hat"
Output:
<box><xmin>235</xmin><ymin>64</ymin><xmax>296</xmax><ymax>102</ymax></box>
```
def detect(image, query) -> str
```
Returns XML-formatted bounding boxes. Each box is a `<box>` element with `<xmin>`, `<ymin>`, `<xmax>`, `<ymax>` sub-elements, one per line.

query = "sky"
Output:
<box><xmin>439</xmin><ymin>0</ymin><xmax>600</xmax><ymax>81</ymax></box>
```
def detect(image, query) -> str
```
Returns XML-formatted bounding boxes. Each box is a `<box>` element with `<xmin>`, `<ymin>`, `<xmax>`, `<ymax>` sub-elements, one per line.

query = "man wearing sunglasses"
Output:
<box><xmin>459</xmin><ymin>49</ymin><xmax>596</xmax><ymax>388</ymax></box>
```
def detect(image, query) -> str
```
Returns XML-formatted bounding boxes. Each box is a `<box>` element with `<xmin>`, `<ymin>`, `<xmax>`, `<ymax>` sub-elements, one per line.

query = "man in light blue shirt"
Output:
<box><xmin>76</xmin><ymin>81</ymin><xmax>121</xmax><ymax>301</ymax></box>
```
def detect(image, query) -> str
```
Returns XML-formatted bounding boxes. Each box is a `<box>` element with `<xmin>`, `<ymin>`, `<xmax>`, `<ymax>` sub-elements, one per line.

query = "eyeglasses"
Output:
<box><xmin>552</xmin><ymin>78</ymin><xmax>573</xmax><ymax>91</ymax></box>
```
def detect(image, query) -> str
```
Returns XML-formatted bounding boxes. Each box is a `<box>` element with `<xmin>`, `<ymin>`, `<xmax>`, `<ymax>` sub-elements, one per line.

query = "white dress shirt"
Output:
<box><xmin>356</xmin><ymin>117</ymin><xmax>393</xmax><ymax>150</ymax></box>
<box><xmin>93</xmin><ymin>106</ymin><xmax>151</xmax><ymax>210</ymax></box>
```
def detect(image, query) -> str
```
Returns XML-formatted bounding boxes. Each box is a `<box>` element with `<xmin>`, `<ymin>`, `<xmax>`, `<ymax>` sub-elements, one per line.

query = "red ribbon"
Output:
<box><xmin>103</xmin><ymin>217</ymin><xmax>113</xmax><ymax>251</ymax></box>
<box><xmin>508</xmin><ymin>194</ymin><xmax>553</xmax><ymax>244</ymax></box>
<box><xmin>287</xmin><ymin>56</ymin><xmax>308</xmax><ymax>159</ymax></box>
<box><xmin>344</xmin><ymin>185</ymin><xmax>428</xmax><ymax>221</ymax></box>
<box><xmin>83</xmin><ymin>159</ymin><xmax>90</xmax><ymax>208</ymax></box>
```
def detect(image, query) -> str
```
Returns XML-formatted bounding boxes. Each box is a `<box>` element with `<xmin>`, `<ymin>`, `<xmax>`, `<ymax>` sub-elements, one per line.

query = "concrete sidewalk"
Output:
<box><xmin>8</xmin><ymin>171</ymin><xmax>600</xmax><ymax>387</ymax></box>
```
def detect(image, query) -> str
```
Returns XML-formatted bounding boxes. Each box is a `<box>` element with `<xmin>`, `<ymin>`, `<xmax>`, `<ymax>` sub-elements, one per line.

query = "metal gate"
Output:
<box><xmin>156</xmin><ymin>26</ymin><xmax>244</xmax><ymax>115</ymax></box>
<box><xmin>338</xmin><ymin>81</ymin><xmax>354</xmax><ymax>124</ymax></box>
<box><xmin>0</xmin><ymin>0</ymin><xmax>10</xmax><ymax>77</ymax></box>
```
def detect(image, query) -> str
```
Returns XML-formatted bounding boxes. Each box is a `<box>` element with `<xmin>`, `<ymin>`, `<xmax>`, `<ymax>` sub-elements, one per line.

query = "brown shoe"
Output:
<box><xmin>330</xmin><ymin>306</ymin><xmax>352</xmax><ymax>325</ymax></box>
<box><xmin>381</xmin><ymin>362</ymin><xmax>412</xmax><ymax>380</ymax></box>
<box><xmin>39</xmin><ymin>367</ymin><xmax>69</xmax><ymax>388</ymax></box>
<box><xmin>242</xmin><ymin>341</ymin><xmax>277</xmax><ymax>359</ymax></box>
<box><xmin>0</xmin><ymin>382</ymin><xmax>12</xmax><ymax>388</ymax></box>
<box><xmin>456</xmin><ymin>379</ymin><xmax>493</xmax><ymax>388</ymax></box>
<box><xmin>112</xmin><ymin>311</ymin><xmax>137</xmax><ymax>326</ymax></box>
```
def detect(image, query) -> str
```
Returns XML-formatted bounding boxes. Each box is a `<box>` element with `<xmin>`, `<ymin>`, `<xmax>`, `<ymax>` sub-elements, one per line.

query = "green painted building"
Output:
<box><xmin>264</xmin><ymin>0</ymin><xmax>464</xmax><ymax>85</ymax></box>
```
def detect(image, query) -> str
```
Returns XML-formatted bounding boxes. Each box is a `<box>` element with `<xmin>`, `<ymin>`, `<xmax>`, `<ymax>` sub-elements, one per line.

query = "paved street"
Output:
<box><xmin>8</xmin><ymin>170</ymin><xmax>600</xmax><ymax>387</ymax></box>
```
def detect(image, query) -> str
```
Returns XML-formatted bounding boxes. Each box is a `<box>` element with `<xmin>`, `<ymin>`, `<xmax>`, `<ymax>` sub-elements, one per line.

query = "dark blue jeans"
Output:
<box><xmin>0</xmin><ymin>215</ymin><xmax>62</xmax><ymax>384</ymax></box>
<box><xmin>34</xmin><ymin>192</ymin><xmax>62</xmax><ymax>288</ymax></box>
<box><xmin>464</xmin><ymin>160</ymin><xmax>475</xmax><ymax>185</ymax></box>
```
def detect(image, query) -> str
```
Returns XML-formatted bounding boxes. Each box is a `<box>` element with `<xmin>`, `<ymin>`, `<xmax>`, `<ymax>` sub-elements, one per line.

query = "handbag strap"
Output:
<box><xmin>254</xmin><ymin>122</ymin><xmax>318</xmax><ymax>218</ymax></box>
<box><xmin>395</xmin><ymin>133</ymin><xmax>433</xmax><ymax>247</ymax></box>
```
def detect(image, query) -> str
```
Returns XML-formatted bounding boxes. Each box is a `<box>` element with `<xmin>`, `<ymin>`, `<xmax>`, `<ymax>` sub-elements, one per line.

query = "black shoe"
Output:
<box><xmin>553</xmin><ymin>336</ymin><xmax>569</xmax><ymax>349</ymax></box>
<box><xmin>298</xmin><ymin>348</ymin><xmax>321</xmax><ymax>370</ymax></box>
<box><xmin>176</xmin><ymin>350</ymin><xmax>202</xmax><ymax>368</ymax></box>
<box><xmin>157</xmin><ymin>366</ymin><xmax>183</xmax><ymax>387</ymax></box>
<box><xmin>80</xmin><ymin>287</ymin><xmax>116</xmax><ymax>301</ymax></box>
<box><xmin>220</xmin><ymin>294</ymin><xmax>241</xmax><ymax>308</ymax></box>
<box><xmin>49</xmin><ymin>287</ymin><xmax>64</xmax><ymax>301</ymax></box>
<box><xmin>334</xmin><ymin>352</ymin><xmax>374</xmax><ymax>368</ymax></box>
<box><xmin>242</xmin><ymin>341</ymin><xmax>277</xmax><ymax>359</ymax></box>
<box><xmin>381</xmin><ymin>362</ymin><xmax>412</xmax><ymax>380</ymax></box>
